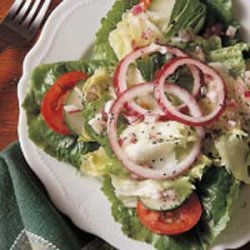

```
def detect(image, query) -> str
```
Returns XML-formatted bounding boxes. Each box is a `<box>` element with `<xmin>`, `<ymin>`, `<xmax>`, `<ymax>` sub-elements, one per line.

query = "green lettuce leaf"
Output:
<box><xmin>82</xmin><ymin>96</ymin><xmax>111</xmax><ymax>149</ymax></box>
<box><xmin>138</xmin><ymin>35</ymin><xmax>248</xmax><ymax>77</ymax></box>
<box><xmin>136</xmin><ymin>53</ymin><xmax>166</xmax><ymax>82</ymax></box>
<box><xmin>201</xmin><ymin>0</ymin><xmax>237</xmax><ymax>26</ymax></box>
<box><xmin>207</xmin><ymin>42</ymin><xmax>250</xmax><ymax>76</ymax></box>
<box><xmin>82</xmin><ymin>97</ymin><xmax>129</xmax><ymax>176</ymax></box>
<box><xmin>189</xmin><ymin>155</ymin><xmax>211</xmax><ymax>180</ymax></box>
<box><xmin>165</xmin><ymin>0</ymin><xmax>206</xmax><ymax>38</ymax></box>
<box><xmin>170</xmin><ymin>36</ymin><xmax>249</xmax><ymax>76</ymax></box>
<box><xmin>196</xmin><ymin>167</ymin><xmax>240</xmax><ymax>244</ymax></box>
<box><xmin>200</xmin><ymin>0</ymin><xmax>241</xmax><ymax>45</ymax></box>
<box><xmin>215</xmin><ymin>129</ymin><xmax>250</xmax><ymax>184</ymax></box>
<box><xmin>170</xmin><ymin>35</ymin><xmax>222</xmax><ymax>53</ymax></box>
<box><xmin>81</xmin><ymin>147</ymin><xmax>129</xmax><ymax>177</ymax></box>
<box><xmin>102</xmin><ymin>167</ymin><xmax>240</xmax><ymax>250</ymax></box>
<box><xmin>93</xmin><ymin>0</ymin><xmax>139</xmax><ymax>64</ymax></box>
<box><xmin>23</xmin><ymin>60</ymin><xmax>109</xmax><ymax>168</ymax></box>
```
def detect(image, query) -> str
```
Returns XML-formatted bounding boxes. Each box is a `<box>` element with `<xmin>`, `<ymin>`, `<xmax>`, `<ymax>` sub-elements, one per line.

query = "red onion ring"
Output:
<box><xmin>108</xmin><ymin>82</ymin><xmax>203</xmax><ymax>180</ymax></box>
<box><xmin>113</xmin><ymin>44</ymin><xmax>201</xmax><ymax>119</ymax></box>
<box><xmin>155</xmin><ymin>57</ymin><xmax>226</xmax><ymax>127</ymax></box>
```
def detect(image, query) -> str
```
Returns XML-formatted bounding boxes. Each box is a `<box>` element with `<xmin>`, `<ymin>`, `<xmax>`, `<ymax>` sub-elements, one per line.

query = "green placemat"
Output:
<box><xmin>0</xmin><ymin>142</ymin><xmax>116</xmax><ymax>250</ymax></box>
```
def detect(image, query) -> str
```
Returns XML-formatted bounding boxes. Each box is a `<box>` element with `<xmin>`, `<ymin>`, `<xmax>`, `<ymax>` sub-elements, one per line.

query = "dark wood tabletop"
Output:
<box><xmin>0</xmin><ymin>0</ymin><xmax>61</xmax><ymax>150</ymax></box>
<box><xmin>0</xmin><ymin>1</ymin><xmax>249</xmax><ymax>249</ymax></box>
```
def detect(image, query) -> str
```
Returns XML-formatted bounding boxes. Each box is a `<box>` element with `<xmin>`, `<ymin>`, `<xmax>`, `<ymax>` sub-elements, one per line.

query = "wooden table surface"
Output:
<box><xmin>0</xmin><ymin>1</ymin><xmax>249</xmax><ymax>249</ymax></box>
<box><xmin>0</xmin><ymin>0</ymin><xmax>61</xmax><ymax>150</ymax></box>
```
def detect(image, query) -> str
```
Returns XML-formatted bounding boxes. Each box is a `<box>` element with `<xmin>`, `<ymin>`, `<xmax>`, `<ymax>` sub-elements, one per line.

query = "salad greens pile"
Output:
<box><xmin>23</xmin><ymin>0</ymin><xmax>250</xmax><ymax>249</ymax></box>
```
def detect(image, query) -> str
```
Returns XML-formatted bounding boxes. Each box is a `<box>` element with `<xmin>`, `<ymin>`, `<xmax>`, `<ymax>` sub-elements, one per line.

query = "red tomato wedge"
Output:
<box><xmin>41</xmin><ymin>71</ymin><xmax>88</xmax><ymax>135</ymax></box>
<box><xmin>136</xmin><ymin>193</ymin><xmax>202</xmax><ymax>235</ymax></box>
<box><xmin>140</xmin><ymin>0</ymin><xmax>153</xmax><ymax>9</ymax></box>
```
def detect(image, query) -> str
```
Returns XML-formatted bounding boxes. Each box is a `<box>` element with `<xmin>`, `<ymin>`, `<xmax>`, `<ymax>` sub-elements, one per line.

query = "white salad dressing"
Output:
<box><xmin>120</xmin><ymin>121</ymin><xmax>196</xmax><ymax>170</ymax></box>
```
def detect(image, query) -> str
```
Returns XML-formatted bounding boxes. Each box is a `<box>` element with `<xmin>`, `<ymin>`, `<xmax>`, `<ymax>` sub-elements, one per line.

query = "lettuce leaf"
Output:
<box><xmin>93</xmin><ymin>0</ymin><xmax>207</xmax><ymax>63</ymax></box>
<box><xmin>109</xmin><ymin>11</ymin><xmax>164</xmax><ymax>60</ymax></box>
<box><xmin>23</xmin><ymin>60</ymin><xmax>109</xmax><ymax>168</ymax></box>
<box><xmin>207</xmin><ymin>42</ymin><xmax>250</xmax><ymax>76</ymax></box>
<box><xmin>165</xmin><ymin>0</ymin><xmax>206</xmax><ymax>38</ymax></box>
<box><xmin>201</xmin><ymin>0</ymin><xmax>237</xmax><ymax>26</ymax></box>
<box><xmin>215</xmin><ymin>129</ymin><xmax>250</xmax><ymax>184</ymax></box>
<box><xmin>111</xmin><ymin>175</ymin><xmax>194</xmax><ymax>208</ymax></box>
<box><xmin>136</xmin><ymin>53</ymin><xmax>166</xmax><ymax>82</ymax></box>
<box><xmin>170</xmin><ymin>35</ymin><xmax>222</xmax><ymax>53</ymax></box>
<box><xmin>93</xmin><ymin>0</ymin><xmax>139</xmax><ymax>64</ymax></box>
<box><xmin>138</xmin><ymin>36</ymin><xmax>248</xmax><ymax>78</ymax></box>
<box><xmin>102</xmin><ymin>167</ymin><xmax>240</xmax><ymax>250</ymax></box>
<box><xmin>82</xmin><ymin>97</ymin><xmax>129</xmax><ymax>176</ymax></box>
<box><xmin>81</xmin><ymin>147</ymin><xmax>129</xmax><ymax>177</ymax></box>
<box><xmin>82</xmin><ymin>97</ymin><xmax>111</xmax><ymax>150</ymax></box>
<box><xmin>196</xmin><ymin>167</ymin><xmax>240</xmax><ymax>244</ymax></box>
<box><xmin>200</xmin><ymin>0</ymin><xmax>241</xmax><ymax>45</ymax></box>
<box><xmin>147</xmin><ymin>0</ymin><xmax>176</xmax><ymax>32</ymax></box>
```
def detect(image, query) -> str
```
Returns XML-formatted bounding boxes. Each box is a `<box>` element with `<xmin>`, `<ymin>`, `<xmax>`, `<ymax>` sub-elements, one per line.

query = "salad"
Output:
<box><xmin>23</xmin><ymin>0</ymin><xmax>250</xmax><ymax>249</ymax></box>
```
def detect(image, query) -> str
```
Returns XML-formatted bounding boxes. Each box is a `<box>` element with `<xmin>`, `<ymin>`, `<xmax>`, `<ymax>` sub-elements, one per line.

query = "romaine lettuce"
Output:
<box><xmin>147</xmin><ymin>0</ymin><xmax>176</xmax><ymax>32</ymax></box>
<box><xmin>201</xmin><ymin>0</ymin><xmax>238</xmax><ymax>26</ymax></box>
<box><xmin>215</xmin><ymin>129</ymin><xmax>250</xmax><ymax>184</ymax></box>
<box><xmin>207</xmin><ymin>43</ymin><xmax>250</xmax><ymax>76</ymax></box>
<box><xmin>169</xmin><ymin>35</ymin><xmax>222</xmax><ymax>54</ymax></box>
<box><xmin>165</xmin><ymin>0</ymin><xmax>206</xmax><ymax>38</ymax></box>
<box><xmin>109</xmin><ymin>11</ymin><xmax>164</xmax><ymax>60</ymax></box>
<box><xmin>93</xmin><ymin>0</ymin><xmax>139</xmax><ymax>64</ymax></box>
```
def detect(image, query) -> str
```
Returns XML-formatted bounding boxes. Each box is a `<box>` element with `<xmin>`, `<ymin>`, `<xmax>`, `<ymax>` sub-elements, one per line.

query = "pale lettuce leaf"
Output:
<box><xmin>93</xmin><ymin>0</ymin><xmax>139</xmax><ymax>63</ymax></box>
<box><xmin>215</xmin><ymin>129</ymin><xmax>250</xmax><ymax>184</ymax></box>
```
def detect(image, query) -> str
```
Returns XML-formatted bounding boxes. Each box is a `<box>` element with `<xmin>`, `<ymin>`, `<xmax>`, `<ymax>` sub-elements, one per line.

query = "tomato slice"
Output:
<box><xmin>41</xmin><ymin>71</ymin><xmax>88</xmax><ymax>135</ymax></box>
<box><xmin>136</xmin><ymin>193</ymin><xmax>202</xmax><ymax>235</ymax></box>
<box><xmin>140</xmin><ymin>0</ymin><xmax>153</xmax><ymax>9</ymax></box>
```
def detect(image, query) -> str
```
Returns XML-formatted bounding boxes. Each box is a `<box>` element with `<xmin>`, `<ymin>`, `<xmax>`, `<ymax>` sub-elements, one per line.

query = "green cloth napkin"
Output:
<box><xmin>0</xmin><ymin>142</ymin><xmax>116</xmax><ymax>250</ymax></box>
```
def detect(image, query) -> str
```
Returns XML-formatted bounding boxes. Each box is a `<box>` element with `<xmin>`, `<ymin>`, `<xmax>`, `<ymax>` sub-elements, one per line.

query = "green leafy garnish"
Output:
<box><xmin>165</xmin><ymin>0</ymin><xmax>206</xmax><ymax>38</ymax></box>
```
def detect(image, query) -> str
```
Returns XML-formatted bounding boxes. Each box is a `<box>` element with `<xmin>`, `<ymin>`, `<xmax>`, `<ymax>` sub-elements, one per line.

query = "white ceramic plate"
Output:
<box><xmin>18</xmin><ymin>1</ymin><xmax>250</xmax><ymax>250</ymax></box>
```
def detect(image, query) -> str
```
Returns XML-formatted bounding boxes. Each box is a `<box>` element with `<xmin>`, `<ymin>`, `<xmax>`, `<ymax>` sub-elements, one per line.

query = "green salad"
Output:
<box><xmin>23</xmin><ymin>0</ymin><xmax>250</xmax><ymax>249</ymax></box>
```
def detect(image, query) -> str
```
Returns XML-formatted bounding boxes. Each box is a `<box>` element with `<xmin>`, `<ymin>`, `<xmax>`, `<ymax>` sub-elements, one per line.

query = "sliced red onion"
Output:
<box><xmin>114</xmin><ymin>44</ymin><xmax>168</xmax><ymax>95</ymax></box>
<box><xmin>131</xmin><ymin>3</ymin><xmax>144</xmax><ymax>15</ymax></box>
<box><xmin>155</xmin><ymin>57</ymin><xmax>226</xmax><ymax>127</ymax></box>
<box><xmin>113</xmin><ymin>44</ymin><xmax>201</xmax><ymax>119</ymax></box>
<box><xmin>107</xmin><ymin>82</ymin><xmax>203</xmax><ymax>180</ymax></box>
<box><xmin>245</xmin><ymin>91</ymin><xmax>250</xmax><ymax>98</ymax></box>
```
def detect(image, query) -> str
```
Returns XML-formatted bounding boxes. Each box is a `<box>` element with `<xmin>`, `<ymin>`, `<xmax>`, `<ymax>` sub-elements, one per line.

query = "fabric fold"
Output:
<box><xmin>0</xmin><ymin>143</ymin><xmax>115</xmax><ymax>250</ymax></box>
